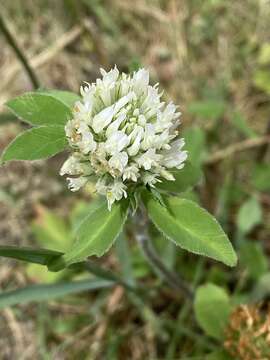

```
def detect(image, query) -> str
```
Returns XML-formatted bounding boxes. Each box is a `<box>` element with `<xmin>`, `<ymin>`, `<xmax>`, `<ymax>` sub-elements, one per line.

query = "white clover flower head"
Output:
<box><xmin>61</xmin><ymin>66</ymin><xmax>187</xmax><ymax>209</ymax></box>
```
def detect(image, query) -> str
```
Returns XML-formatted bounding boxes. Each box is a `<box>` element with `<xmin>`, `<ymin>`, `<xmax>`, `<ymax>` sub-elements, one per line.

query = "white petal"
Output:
<box><xmin>60</xmin><ymin>155</ymin><xmax>84</xmax><ymax>176</ymax></box>
<box><xmin>133</xmin><ymin>68</ymin><xmax>149</xmax><ymax>94</ymax></box>
<box><xmin>92</xmin><ymin>105</ymin><xmax>115</xmax><ymax>133</ymax></box>
<box><xmin>100</xmin><ymin>66</ymin><xmax>119</xmax><ymax>85</ymax></box>
<box><xmin>105</xmin><ymin>131</ymin><xmax>130</xmax><ymax>154</ymax></box>
<box><xmin>162</xmin><ymin>139</ymin><xmax>187</xmax><ymax>168</ymax></box>
<box><xmin>113</xmin><ymin>93</ymin><xmax>134</xmax><ymax>114</ymax></box>
<box><xmin>123</xmin><ymin>164</ymin><xmax>139</xmax><ymax>182</ymax></box>
<box><xmin>108</xmin><ymin>152</ymin><xmax>128</xmax><ymax>172</ymax></box>
<box><xmin>67</xmin><ymin>177</ymin><xmax>87</xmax><ymax>192</ymax></box>
<box><xmin>96</xmin><ymin>178</ymin><xmax>109</xmax><ymax>195</ymax></box>
<box><xmin>106</xmin><ymin>112</ymin><xmax>126</xmax><ymax>137</ymax></box>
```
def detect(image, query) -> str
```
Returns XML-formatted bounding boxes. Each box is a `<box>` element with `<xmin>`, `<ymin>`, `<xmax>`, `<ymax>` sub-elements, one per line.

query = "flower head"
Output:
<box><xmin>61</xmin><ymin>66</ymin><xmax>187</xmax><ymax>209</ymax></box>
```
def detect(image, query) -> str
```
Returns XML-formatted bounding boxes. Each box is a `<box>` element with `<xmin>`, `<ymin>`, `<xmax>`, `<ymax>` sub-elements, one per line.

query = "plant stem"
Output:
<box><xmin>83</xmin><ymin>260</ymin><xmax>144</xmax><ymax>296</ymax></box>
<box><xmin>0</xmin><ymin>13</ymin><xmax>40</xmax><ymax>89</ymax></box>
<box><xmin>135</xmin><ymin>207</ymin><xmax>194</xmax><ymax>299</ymax></box>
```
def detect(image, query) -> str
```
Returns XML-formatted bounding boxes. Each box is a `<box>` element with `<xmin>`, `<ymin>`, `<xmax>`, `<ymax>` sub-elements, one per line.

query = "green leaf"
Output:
<box><xmin>194</xmin><ymin>283</ymin><xmax>231</xmax><ymax>339</ymax></box>
<box><xmin>143</xmin><ymin>192</ymin><xmax>237</xmax><ymax>267</ymax></box>
<box><xmin>6</xmin><ymin>92</ymin><xmax>73</xmax><ymax>126</ymax></box>
<box><xmin>0</xmin><ymin>246</ymin><xmax>62</xmax><ymax>265</ymax></box>
<box><xmin>149</xmin><ymin>187</ymin><xmax>166</xmax><ymax>207</ymax></box>
<box><xmin>70</xmin><ymin>197</ymin><xmax>105</xmax><ymax>232</ymax></box>
<box><xmin>239</xmin><ymin>241</ymin><xmax>268</xmax><ymax>280</ymax></box>
<box><xmin>0</xmin><ymin>278</ymin><xmax>114</xmax><ymax>309</ymax></box>
<box><xmin>39</xmin><ymin>89</ymin><xmax>80</xmax><ymax>108</ymax></box>
<box><xmin>1</xmin><ymin>125</ymin><xmax>67</xmax><ymax>163</ymax></box>
<box><xmin>50</xmin><ymin>200</ymin><xmax>129</xmax><ymax>270</ymax></box>
<box><xmin>237</xmin><ymin>196</ymin><xmax>262</xmax><ymax>234</ymax></box>
<box><xmin>157</xmin><ymin>162</ymin><xmax>202</xmax><ymax>194</ymax></box>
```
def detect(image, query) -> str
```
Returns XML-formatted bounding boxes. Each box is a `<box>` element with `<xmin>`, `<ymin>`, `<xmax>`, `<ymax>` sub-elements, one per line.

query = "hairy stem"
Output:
<box><xmin>0</xmin><ymin>13</ymin><xmax>40</xmax><ymax>89</ymax></box>
<box><xmin>135</xmin><ymin>207</ymin><xmax>194</xmax><ymax>299</ymax></box>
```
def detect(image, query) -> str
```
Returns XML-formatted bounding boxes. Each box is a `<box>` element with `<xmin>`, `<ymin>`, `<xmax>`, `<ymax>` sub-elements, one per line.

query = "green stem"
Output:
<box><xmin>83</xmin><ymin>260</ymin><xmax>144</xmax><ymax>296</ymax></box>
<box><xmin>135</xmin><ymin>207</ymin><xmax>194</xmax><ymax>299</ymax></box>
<box><xmin>0</xmin><ymin>13</ymin><xmax>40</xmax><ymax>89</ymax></box>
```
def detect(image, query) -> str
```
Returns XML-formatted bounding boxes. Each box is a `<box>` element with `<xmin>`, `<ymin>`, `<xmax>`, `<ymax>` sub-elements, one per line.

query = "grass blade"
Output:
<box><xmin>0</xmin><ymin>278</ymin><xmax>114</xmax><ymax>309</ymax></box>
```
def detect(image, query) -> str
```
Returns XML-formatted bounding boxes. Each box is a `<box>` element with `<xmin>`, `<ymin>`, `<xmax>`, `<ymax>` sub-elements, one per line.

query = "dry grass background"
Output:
<box><xmin>0</xmin><ymin>0</ymin><xmax>270</xmax><ymax>359</ymax></box>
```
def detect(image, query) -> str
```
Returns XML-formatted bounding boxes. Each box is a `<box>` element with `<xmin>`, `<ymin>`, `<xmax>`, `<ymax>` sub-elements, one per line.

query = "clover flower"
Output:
<box><xmin>60</xmin><ymin>66</ymin><xmax>187</xmax><ymax>210</ymax></box>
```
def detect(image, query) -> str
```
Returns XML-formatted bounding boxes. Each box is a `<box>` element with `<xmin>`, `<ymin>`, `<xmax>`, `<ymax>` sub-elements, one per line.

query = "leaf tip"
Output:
<box><xmin>229</xmin><ymin>253</ymin><xmax>238</xmax><ymax>267</ymax></box>
<box><xmin>223</xmin><ymin>248</ymin><xmax>238</xmax><ymax>267</ymax></box>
